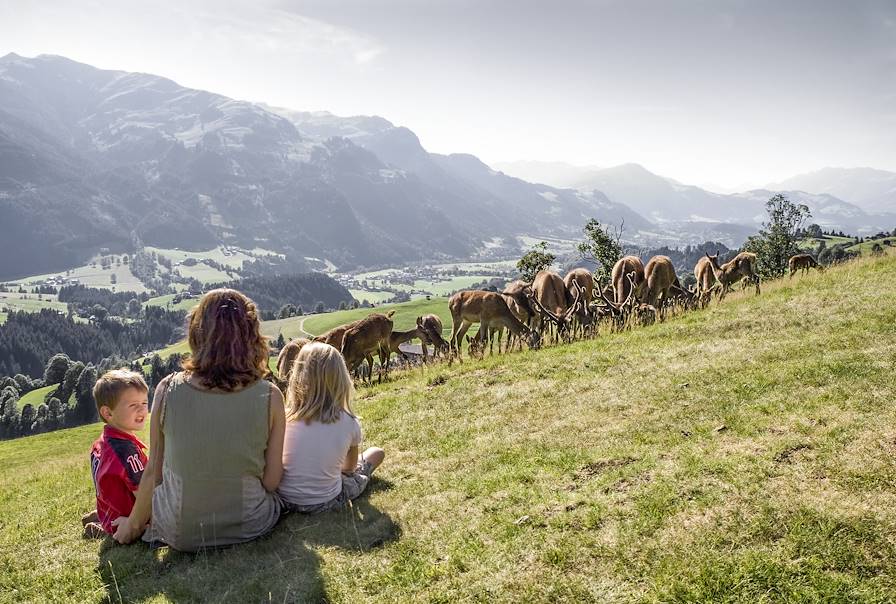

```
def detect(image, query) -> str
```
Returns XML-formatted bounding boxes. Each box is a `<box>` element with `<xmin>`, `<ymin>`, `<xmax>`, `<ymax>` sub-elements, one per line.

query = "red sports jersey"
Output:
<box><xmin>90</xmin><ymin>425</ymin><xmax>147</xmax><ymax>534</ymax></box>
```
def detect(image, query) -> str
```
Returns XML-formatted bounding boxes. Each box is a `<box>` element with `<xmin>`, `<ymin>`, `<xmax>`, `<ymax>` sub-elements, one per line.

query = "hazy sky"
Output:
<box><xmin>1</xmin><ymin>0</ymin><xmax>894</xmax><ymax>190</ymax></box>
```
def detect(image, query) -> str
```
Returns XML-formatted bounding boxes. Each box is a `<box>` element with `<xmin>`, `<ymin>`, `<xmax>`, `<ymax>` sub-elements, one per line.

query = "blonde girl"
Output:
<box><xmin>278</xmin><ymin>342</ymin><xmax>385</xmax><ymax>512</ymax></box>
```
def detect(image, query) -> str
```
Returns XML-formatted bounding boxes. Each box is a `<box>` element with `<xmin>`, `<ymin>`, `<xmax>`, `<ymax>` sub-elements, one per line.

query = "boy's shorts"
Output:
<box><xmin>283</xmin><ymin>459</ymin><xmax>375</xmax><ymax>514</ymax></box>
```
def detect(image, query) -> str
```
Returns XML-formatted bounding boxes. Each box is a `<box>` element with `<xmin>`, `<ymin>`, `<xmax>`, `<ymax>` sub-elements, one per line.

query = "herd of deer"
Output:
<box><xmin>276</xmin><ymin>251</ymin><xmax>824</xmax><ymax>383</ymax></box>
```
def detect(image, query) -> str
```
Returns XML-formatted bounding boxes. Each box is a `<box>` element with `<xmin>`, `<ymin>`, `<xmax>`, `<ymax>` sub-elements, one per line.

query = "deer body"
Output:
<box><xmin>789</xmin><ymin>253</ymin><xmax>823</xmax><ymax>278</ymax></box>
<box><xmin>643</xmin><ymin>256</ymin><xmax>679</xmax><ymax>307</ymax></box>
<box><xmin>341</xmin><ymin>312</ymin><xmax>395</xmax><ymax>382</ymax></box>
<box><xmin>611</xmin><ymin>256</ymin><xmax>645</xmax><ymax>305</ymax></box>
<box><xmin>379</xmin><ymin>327</ymin><xmax>426</xmax><ymax>371</ymax></box>
<box><xmin>416</xmin><ymin>314</ymin><xmax>449</xmax><ymax>361</ymax></box>
<box><xmin>706</xmin><ymin>251</ymin><xmax>760</xmax><ymax>297</ymax></box>
<box><xmin>275</xmin><ymin>338</ymin><xmax>310</xmax><ymax>388</ymax></box>
<box><xmin>448</xmin><ymin>290</ymin><xmax>539</xmax><ymax>362</ymax></box>
<box><xmin>530</xmin><ymin>270</ymin><xmax>580</xmax><ymax>342</ymax></box>
<box><xmin>694</xmin><ymin>255</ymin><xmax>717</xmax><ymax>306</ymax></box>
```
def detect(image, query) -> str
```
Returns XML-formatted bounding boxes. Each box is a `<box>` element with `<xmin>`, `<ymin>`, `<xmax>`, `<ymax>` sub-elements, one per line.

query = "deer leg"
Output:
<box><xmin>454</xmin><ymin>321</ymin><xmax>473</xmax><ymax>363</ymax></box>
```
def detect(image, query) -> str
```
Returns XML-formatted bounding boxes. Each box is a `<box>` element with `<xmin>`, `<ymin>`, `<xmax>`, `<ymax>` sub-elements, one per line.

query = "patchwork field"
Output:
<box><xmin>3</xmin><ymin>253</ymin><xmax>895</xmax><ymax>602</ymax></box>
<box><xmin>8</xmin><ymin>259</ymin><xmax>148</xmax><ymax>294</ymax></box>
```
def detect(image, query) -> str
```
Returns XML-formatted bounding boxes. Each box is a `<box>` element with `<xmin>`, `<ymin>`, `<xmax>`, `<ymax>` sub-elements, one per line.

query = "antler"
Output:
<box><xmin>563</xmin><ymin>284</ymin><xmax>582</xmax><ymax>320</ymax></box>
<box><xmin>527</xmin><ymin>291</ymin><xmax>561</xmax><ymax>324</ymax></box>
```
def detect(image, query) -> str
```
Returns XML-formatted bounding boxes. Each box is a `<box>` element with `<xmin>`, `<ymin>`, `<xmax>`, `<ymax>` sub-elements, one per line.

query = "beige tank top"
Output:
<box><xmin>147</xmin><ymin>372</ymin><xmax>280</xmax><ymax>551</ymax></box>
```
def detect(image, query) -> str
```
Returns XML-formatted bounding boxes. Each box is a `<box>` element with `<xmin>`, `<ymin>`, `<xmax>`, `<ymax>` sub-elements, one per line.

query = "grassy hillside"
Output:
<box><xmin>2</xmin><ymin>253</ymin><xmax>895</xmax><ymax>602</ymax></box>
<box><xmin>297</xmin><ymin>297</ymin><xmax>454</xmax><ymax>337</ymax></box>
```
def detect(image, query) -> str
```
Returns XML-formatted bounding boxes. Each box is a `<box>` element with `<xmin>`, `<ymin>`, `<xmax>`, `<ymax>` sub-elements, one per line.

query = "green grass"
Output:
<box><xmin>144</xmin><ymin>294</ymin><xmax>200</xmax><ymax>313</ymax></box>
<box><xmin>0</xmin><ymin>291</ymin><xmax>68</xmax><ymax>315</ymax></box>
<box><xmin>0</xmin><ymin>312</ymin><xmax>7</xmax><ymax>325</ymax></box>
<box><xmin>16</xmin><ymin>384</ymin><xmax>56</xmax><ymax>410</ymax></box>
<box><xmin>3</xmin><ymin>254</ymin><xmax>896</xmax><ymax>601</ymax></box>
<box><xmin>348</xmin><ymin>289</ymin><xmax>395</xmax><ymax>304</ymax></box>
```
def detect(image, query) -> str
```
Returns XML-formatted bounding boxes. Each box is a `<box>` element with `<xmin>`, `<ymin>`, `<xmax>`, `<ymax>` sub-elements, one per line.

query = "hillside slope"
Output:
<box><xmin>2</xmin><ymin>254</ymin><xmax>895</xmax><ymax>602</ymax></box>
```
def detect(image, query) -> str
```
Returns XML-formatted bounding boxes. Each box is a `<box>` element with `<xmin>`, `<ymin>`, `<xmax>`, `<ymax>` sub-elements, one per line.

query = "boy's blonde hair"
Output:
<box><xmin>285</xmin><ymin>342</ymin><xmax>354</xmax><ymax>424</ymax></box>
<box><xmin>93</xmin><ymin>369</ymin><xmax>148</xmax><ymax>420</ymax></box>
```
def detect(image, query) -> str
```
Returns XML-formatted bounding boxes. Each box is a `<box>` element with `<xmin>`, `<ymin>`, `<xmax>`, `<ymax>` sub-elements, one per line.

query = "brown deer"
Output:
<box><xmin>340</xmin><ymin>311</ymin><xmax>395</xmax><ymax>382</ymax></box>
<box><xmin>598</xmin><ymin>272</ymin><xmax>637</xmax><ymax>325</ymax></box>
<box><xmin>705</xmin><ymin>251</ymin><xmax>760</xmax><ymax>298</ymax></box>
<box><xmin>275</xmin><ymin>337</ymin><xmax>310</xmax><ymax>388</ymax></box>
<box><xmin>448</xmin><ymin>290</ymin><xmax>540</xmax><ymax>362</ymax></box>
<box><xmin>693</xmin><ymin>254</ymin><xmax>718</xmax><ymax>307</ymax></box>
<box><xmin>642</xmin><ymin>256</ymin><xmax>680</xmax><ymax>307</ymax></box>
<box><xmin>498</xmin><ymin>280</ymin><xmax>536</xmax><ymax>352</ymax></box>
<box><xmin>788</xmin><ymin>253</ymin><xmax>824</xmax><ymax>278</ymax></box>
<box><xmin>611</xmin><ymin>256</ymin><xmax>645</xmax><ymax>305</ymax></box>
<box><xmin>416</xmin><ymin>314</ymin><xmax>449</xmax><ymax>361</ymax></box>
<box><xmin>379</xmin><ymin>327</ymin><xmax>426</xmax><ymax>371</ymax></box>
<box><xmin>564</xmin><ymin>268</ymin><xmax>594</xmax><ymax>338</ymax></box>
<box><xmin>529</xmin><ymin>270</ymin><xmax>581</xmax><ymax>343</ymax></box>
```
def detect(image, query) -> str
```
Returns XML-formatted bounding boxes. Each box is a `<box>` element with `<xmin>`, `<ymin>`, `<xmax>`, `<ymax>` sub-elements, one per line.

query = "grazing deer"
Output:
<box><xmin>693</xmin><ymin>254</ymin><xmax>718</xmax><ymax>307</ymax></box>
<box><xmin>448</xmin><ymin>290</ymin><xmax>540</xmax><ymax>362</ymax></box>
<box><xmin>340</xmin><ymin>311</ymin><xmax>395</xmax><ymax>383</ymax></box>
<box><xmin>611</xmin><ymin>256</ymin><xmax>645</xmax><ymax>306</ymax></box>
<box><xmin>564</xmin><ymin>268</ymin><xmax>594</xmax><ymax>338</ymax></box>
<box><xmin>788</xmin><ymin>253</ymin><xmax>824</xmax><ymax>278</ymax></box>
<box><xmin>275</xmin><ymin>337</ymin><xmax>310</xmax><ymax>388</ymax></box>
<box><xmin>642</xmin><ymin>256</ymin><xmax>680</xmax><ymax>308</ymax></box>
<box><xmin>499</xmin><ymin>280</ymin><xmax>536</xmax><ymax>351</ymax></box>
<box><xmin>529</xmin><ymin>270</ymin><xmax>581</xmax><ymax>343</ymax></box>
<box><xmin>705</xmin><ymin>251</ymin><xmax>760</xmax><ymax>298</ymax></box>
<box><xmin>598</xmin><ymin>272</ymin><xmax>637</xmax><ymax>325</ymax></box>
<box><xmin>379</xmin><ymin>327</ymin><xmax>426</xmax><ymax>371</ymax></box>
<box><xmin>416</xmin><ymin>314</ymin><xmax>449</xmax><ymax>362</ymax></box>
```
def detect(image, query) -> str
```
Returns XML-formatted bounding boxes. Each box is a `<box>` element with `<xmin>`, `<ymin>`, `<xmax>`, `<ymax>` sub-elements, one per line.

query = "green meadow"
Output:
<box><xmin>2</xmin><ymin>252</ymin><xmax>895</xmax><ymax>602</ymax></box>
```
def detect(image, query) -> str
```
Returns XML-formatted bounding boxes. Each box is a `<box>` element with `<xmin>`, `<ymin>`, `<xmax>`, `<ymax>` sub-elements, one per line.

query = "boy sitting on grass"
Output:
<box><xmin>81</xmin><ymin>369</ymin><xmax>149</xmax><ymax>539</ymax></box>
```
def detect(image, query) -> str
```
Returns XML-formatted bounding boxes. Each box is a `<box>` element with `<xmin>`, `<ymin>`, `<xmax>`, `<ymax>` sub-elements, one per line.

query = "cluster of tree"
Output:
<box><xmin>743</xmin><ymin>194</ymin><xmax>812</xmax><ymax>279</ymax></box>
<box><xmin>0</xmin><ymin>307</ymin><xmax>185</xmax><ymax>378</ymax></box>
<box><xmin>58</xmin><ymin>284</ymin><xmax>151</xmax><ymax>317</ymax></box>
<box><xmin>212</xmin><ymin>273</ymin><xmax>354</xmax><ymax>316</ymax></box>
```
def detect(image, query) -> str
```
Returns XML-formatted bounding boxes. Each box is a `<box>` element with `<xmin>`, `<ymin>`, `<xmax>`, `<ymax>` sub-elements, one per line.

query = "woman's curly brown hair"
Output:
<box><xmin>182</xmin><ymin>288</ymin><xmax>269</xmax><ymax>391</ymax></box>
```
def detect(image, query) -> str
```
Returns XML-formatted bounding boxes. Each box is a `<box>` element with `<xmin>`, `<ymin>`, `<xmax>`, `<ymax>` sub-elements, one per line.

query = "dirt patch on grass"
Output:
<box><xmin>575</xmin><ymin>457</ymin><xmax>638</xmax><ymax>480</ymax></box>
<box><xmin>774</xmin><ymin>443</ymin><xmax>813</xmax><ymax>464</ymax></box>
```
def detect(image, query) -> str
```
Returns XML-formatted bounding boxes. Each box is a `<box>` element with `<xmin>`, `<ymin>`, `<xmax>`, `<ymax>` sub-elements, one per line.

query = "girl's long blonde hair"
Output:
<box><xmin>285</xmin><ymin>342</ymin><xmax>355</xmax><ymax>424</ymax></box>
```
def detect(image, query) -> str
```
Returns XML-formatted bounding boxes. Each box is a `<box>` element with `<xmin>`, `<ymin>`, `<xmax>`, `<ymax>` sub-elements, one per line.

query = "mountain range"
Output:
<box><xmin>1</xmin><ymin>53</ymin><xmax>893</xmax><ymax>281</ymax></box>
<box><xmin>495</xmin><ymin>161</ymin><xmax>895</xmax><ymax>236</ymax></box>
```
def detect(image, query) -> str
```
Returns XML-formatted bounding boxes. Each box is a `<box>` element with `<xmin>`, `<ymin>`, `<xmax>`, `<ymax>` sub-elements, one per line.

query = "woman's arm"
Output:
<box><xmin>262</xmin><ymin>385</ymin><xmax>285</xmax><ymax>492</ymax></box>
<box><xmin>112</xmin><ymin>377</ymin><xmax>168</xmax><ymax>543</ymax></box>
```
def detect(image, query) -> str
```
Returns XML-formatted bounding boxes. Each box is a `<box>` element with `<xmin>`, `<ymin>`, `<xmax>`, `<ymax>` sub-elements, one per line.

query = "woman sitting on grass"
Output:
<box><xmin>113</xmin><ymin>288</ymin><xmax>285</xmax><ymax>551</ymax></box>
<box><xmin>277</xmin><ymin>342</ymin><xmax>385</xmax><ymax>513</ymax></box>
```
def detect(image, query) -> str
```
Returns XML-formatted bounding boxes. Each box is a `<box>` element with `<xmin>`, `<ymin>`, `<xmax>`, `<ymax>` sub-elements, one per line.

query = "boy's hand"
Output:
<box><xmin>111</xmin><ymin>516</ymin><xmax>145</xmax><ymax>544</ymax></box>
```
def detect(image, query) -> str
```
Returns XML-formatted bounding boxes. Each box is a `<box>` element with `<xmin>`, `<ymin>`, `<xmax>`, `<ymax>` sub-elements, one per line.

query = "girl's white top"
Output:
<box><xmin>278</xmin><ymin>410</ymin><xmax>363</xmax><ymax>506</ymax></box>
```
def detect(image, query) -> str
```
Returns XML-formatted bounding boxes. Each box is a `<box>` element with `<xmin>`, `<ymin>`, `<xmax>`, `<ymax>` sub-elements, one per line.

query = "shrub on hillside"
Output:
<box><xmin>743</xmin><ymin>194</ymin><xmax>812</xmax><ymax>280</ymax></box>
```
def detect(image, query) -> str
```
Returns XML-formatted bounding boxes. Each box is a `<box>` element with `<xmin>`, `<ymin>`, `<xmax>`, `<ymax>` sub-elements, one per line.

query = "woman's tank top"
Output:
<box><xmin>147</xmin><ymin>372</ymin><xmax>280</xmax><ymax>551</ymax></box>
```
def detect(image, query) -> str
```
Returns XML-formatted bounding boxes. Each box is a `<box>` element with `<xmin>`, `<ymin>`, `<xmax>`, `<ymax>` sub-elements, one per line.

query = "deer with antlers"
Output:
<box><xmin>705</xmin><ymin>251</ymin><xmax>761</xmax><ymax>298</ymax></box>
<box><xmin>340</xmin><ymin>311</ymin><xmax>395</xmax><ymax>383</ymax></box>
<box><xmin>788</xmin><ymin>253</ymin><xmax>824</xmax><ymax>278</ymax></box>
<box><xmin>611</xmin><ymin>256</ymin><xmax>645</xmax><ymax>306</ymax></box>
<box><xmin>563</xmin><ymin>268</ymin><xmax>594</xmax><ymax>338</ymax></box>
<box><xmin>528</xmin><ymin>270</ymin><xmax>582</xmax><ymax>344</ymax></box>
<box><xmin>448</xmin><ymin>290</ymin><xmax>540</xmax><ymax>362</ymax></box>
